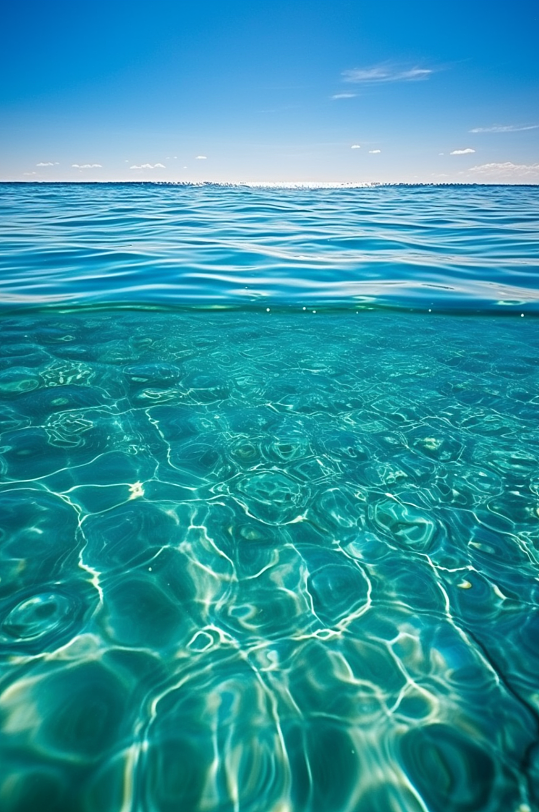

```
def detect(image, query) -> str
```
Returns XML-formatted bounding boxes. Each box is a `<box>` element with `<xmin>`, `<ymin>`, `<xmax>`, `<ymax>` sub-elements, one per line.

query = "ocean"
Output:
<box><xmin>0</xmin><ymin>183</ymin><xmax>538</xmax><ymax>812</ymax></box>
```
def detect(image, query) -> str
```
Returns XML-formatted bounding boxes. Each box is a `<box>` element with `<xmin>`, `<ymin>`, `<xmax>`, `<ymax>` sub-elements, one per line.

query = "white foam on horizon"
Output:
<box><xmin>11</xmin><ymin>179</ymin><xmax>539</xmax><ymax>188</ymax></box>
<box><xmin>156</xmin><ymin>180</ymin><xmax>382</xmax><ymax>189</ymax></box>
<box><xmin>239</xmin><ymin>181</ymin><xmax>380</xmax><ymax>189</ymax></box>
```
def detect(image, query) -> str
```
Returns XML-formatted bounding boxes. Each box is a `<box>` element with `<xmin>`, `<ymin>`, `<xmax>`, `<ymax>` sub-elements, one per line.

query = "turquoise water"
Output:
<box><xmin>1</xmin><ymin>183</ymin><xmax>539</xmax><ymax>310</ymax></box>
<box><xmin>1</xmin><ymin>184</ymin><xmax>539</xmax><ymax>812</ymax></box>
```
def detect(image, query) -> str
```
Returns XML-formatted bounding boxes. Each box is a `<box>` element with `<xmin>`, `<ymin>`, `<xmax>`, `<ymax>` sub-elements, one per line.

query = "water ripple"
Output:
<box><xmin>1</xmin><ymin>183</ymin><xmax>538</xmax><ymax>310</ymax></box>
<box><xmin>0</xmin><ymin>308</ymin><xmax>538</xmax><ymax>811</ymax></box>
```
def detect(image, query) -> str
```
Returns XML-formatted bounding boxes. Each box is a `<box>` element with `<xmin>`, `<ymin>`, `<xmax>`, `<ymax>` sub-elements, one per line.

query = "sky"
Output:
<box><xmin>1</xmin><ymin>0</ymin><xmax>538</xmax><ymax>184</ymax></box>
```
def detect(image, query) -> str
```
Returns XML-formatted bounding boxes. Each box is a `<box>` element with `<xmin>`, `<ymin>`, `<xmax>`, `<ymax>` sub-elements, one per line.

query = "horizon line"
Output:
<box><xmin>2</xmin><ymin>180</ymin><xmax>539</xmax><ymax>188</ymax></box>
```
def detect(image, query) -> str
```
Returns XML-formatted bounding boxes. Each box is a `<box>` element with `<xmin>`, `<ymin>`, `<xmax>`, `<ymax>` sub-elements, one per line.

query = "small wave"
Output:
<box><xmin>0</xmin><ymin>183</ymin><xmax>538</xmax><ymax>311</ymax></box>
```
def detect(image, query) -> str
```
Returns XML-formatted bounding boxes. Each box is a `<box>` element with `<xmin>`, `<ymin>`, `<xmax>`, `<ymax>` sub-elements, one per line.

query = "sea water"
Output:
<box><xmin>0</xmin><ymin>184</ymin><xmax>538</xmax><ymax>812</ymax></box>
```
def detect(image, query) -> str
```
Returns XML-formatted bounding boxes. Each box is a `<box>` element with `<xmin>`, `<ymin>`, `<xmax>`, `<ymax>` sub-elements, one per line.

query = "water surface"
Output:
<box><xmin>1</xmin><ymin>183</ymin><xmax>538</xmax><ymax>309</ymax></box>
<box><xmin>0</xmin><ymin>184</ymin><xmax>538</xmax><ymax>812</ymax></box>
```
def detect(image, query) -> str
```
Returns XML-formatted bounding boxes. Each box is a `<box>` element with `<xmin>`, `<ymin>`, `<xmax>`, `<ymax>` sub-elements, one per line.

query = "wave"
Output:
<box><xmin>1</xmin><ymin>183</ymin><xmax>538</xmax><ymax>311</ymax></box>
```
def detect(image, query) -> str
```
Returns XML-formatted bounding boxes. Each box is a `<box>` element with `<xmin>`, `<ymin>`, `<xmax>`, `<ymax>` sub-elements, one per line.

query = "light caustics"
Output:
<box><xmin>0</xmin><ymin>308</ymin><xmax>538</xmax><ymax>811</ymax></box>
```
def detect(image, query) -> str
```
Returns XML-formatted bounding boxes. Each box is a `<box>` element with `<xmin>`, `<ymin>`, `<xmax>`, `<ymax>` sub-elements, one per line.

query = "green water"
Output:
<box><xmin>0</xmin><ymin>308</ymin><xmax>538</xmax><ymax>812</ymax></box>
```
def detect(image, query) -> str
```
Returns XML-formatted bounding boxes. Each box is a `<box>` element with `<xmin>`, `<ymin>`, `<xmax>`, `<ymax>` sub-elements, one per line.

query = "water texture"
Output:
<box><xmin>1</xmin><ymin>183</ymin><xmax>538</xmax><ymax>309</ymax></box>
<box><xmin>0</xmin><ymin>307</ymin><xmax>538</xmax><ymax>812</ymax></box>
<box><xmin>1</xmin><ymin>184</ymin><xmax>539</xmax><ymax>812</ymax></box>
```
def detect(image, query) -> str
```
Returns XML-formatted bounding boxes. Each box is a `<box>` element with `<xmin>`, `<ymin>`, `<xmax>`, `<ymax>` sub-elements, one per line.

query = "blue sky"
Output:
<box><xmin>1</xmin><ymin>0</ymin><xmax>538</xmax><ymax>183</ymax></box>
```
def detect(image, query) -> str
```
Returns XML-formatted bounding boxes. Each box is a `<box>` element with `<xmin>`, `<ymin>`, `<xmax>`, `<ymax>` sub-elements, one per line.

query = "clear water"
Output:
<box><xmin>1</xmin><ymin>183</ymin><xmax>538</xmax><ymax>310</ymax></box>
<box><xmin>1</xmin><ymin>184</ymin><xmax>539</xmax><ymax>812</ymax></box>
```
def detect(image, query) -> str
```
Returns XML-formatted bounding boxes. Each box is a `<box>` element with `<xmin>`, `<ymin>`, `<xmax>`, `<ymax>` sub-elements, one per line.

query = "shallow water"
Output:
<box><xmin>0</xmin><ymin>306</ymin><xmax>538</xmax><ymax>812</ymax></box>
<box><xmin>1</xmin><ymin>183</ymin><xmax>538</xmax><ymax>310</ymax></box>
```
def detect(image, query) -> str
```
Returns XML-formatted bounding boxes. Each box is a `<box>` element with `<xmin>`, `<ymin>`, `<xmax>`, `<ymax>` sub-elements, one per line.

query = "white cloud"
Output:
<box><xmin>470</xmin><ymin>124</ymin><xmax>538</xmax><ymax>133</ymax></box>
<box><xmin>332</xmin><ymin>93</ymin><xmax>356</xmax><ymax>99</ymax></box>
<box><xmin>343</xmin><ymin>64</ymin><xmax>433</xmax><ymax>83</ymax></box>
<box><xmin>195</xmin><ymin>155</ymin><xmax>207</xmax><ymax>160</ymax></box>
<box><xmin>351</xmin><ymin>144</ymin><xmax>361</xmax><ymax>149</ymax></box>
<box><xmin>23</xmin><ymin>172</ymin><xmax>37</xmax><ymax>176</ymax></box>
<box><xmin>450</xmin><ymin>148</ymin><xmax>475</xmax><ymax>155</ymax></box>
<box><xmin>36</xmin><ymin>161</ymin><xmax>54</xmax><ymax>166</ymax></box>
<box><xmin>468</xmin><ymin>161</ymin><xmax>539</xmax><ymax>179</ymax></box>
<box><xmin>369</xmin><ymin>149</ymin><xmax>381</xmax><ymax>154</ymax></box>
<box><xmin>130</xmin><ymin>163</ymin><xmax>166</xmax><ymax>169</ymax></box>
<box><xmin>72</xmin><ymin>163</ymin><xmax>102</xmax><ymax>168</ymax></box>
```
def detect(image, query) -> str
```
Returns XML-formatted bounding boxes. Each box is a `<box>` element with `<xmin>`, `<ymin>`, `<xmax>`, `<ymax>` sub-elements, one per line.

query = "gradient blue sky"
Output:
<box><xmin>2</xmin><ymin>0</ymin><xmax>538</xmax><ymax>183</ymax></box>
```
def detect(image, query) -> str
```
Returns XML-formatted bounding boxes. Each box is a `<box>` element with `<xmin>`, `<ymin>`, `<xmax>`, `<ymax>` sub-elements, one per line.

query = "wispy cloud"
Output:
<box><xmin>72</xmin><ymin>163</ymin><xmax>102</xmax><ymax>168</ymax></box>
<box><xmin>369</xmin><ymin>149</ymin><xmax>381</xmax><ymax>154</ymax></box>
<box><xmin>130</xmin><ymin>163</ymin><xmax>165</xmax><ymax>169</ymax></box>
<box><xmin>195</xmin><ymin>155</ymin><xmax>207</xmax><ymax>160</ymax></box>
<box><xmin>470</xmin><ymin>124</ymin><xmax>538</xmax><ymax>133</ymax></box>
<box><xmin>332</xmin><ymin>93</ymin><xmax>356</xmax><ymax>100</ymax></box>
<box><xmin>23</xmin><ymin>172</ymin><xmax>37</xmax><ymax>176</ymax></box>
<box><xmin>342</xmin><ymin>64</ymin><xmax>433</xmax><ymax>84</ymax></box>
<box><xmin>351</xmin><ymin>144</ymin><xmax>361</xmax><ymax>149</ymax></box>
<box><xmin>450</xmin><ymin>148</ymin><xmax>475</xmax><ymax>155</ymax></box>
<box><xmin>468</xmin><ymin>161</ymin><xmax>539</xmax><ymax>178</ymax></box>
<box><xmin>36</xmin><ymin>161</ymin><xmax>58</xmax><ymax>167</ymax></box>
